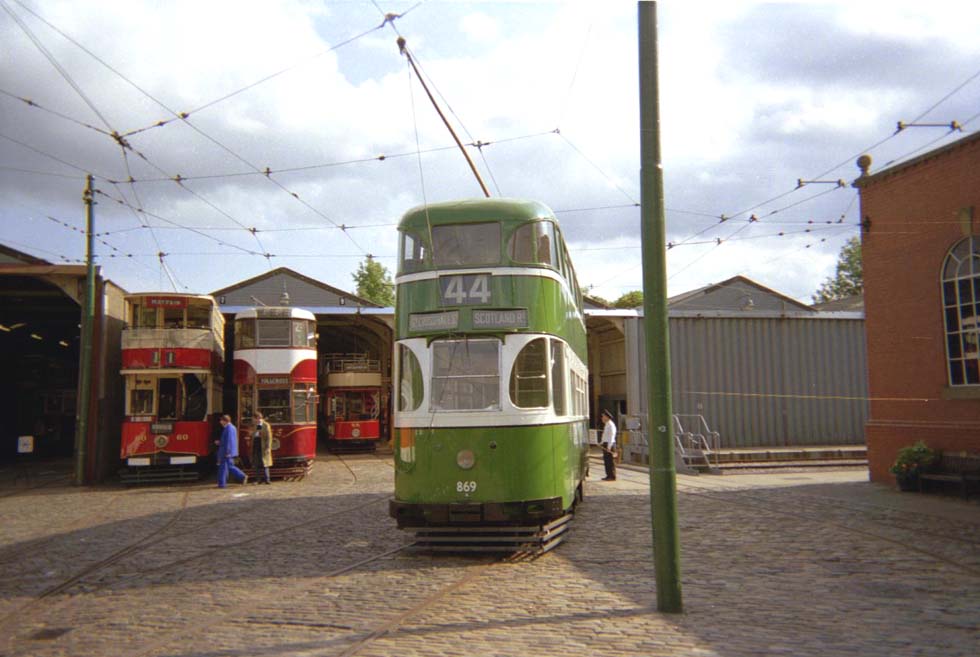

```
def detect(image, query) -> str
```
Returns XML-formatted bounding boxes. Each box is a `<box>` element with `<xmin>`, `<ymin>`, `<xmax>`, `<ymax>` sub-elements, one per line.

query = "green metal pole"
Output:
<box><xmin>638</xmin><ymin>1</ymin><xmax>683</xmax><ymax>613</ymax></box>
<box><xmin>74</xmin><ymin>174</ymin><xmax>95</xmax><ymax>485</ymax></box>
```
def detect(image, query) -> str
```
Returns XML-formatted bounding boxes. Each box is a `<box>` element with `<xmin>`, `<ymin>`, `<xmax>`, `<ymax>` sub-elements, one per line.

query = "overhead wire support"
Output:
<box><xmin>397</xmin><ymin>36</ymin><xmax>490</xmax><ymax>198</ymax></box>
<box><xmin>895</xmin><ymin>120</ymin><xmax>962</xmax><ymax>132</ymax></box>
<box><xmin>796</xmin><ymin>178</ymin><xmax>847</xmax><ymax>188</ymax></box>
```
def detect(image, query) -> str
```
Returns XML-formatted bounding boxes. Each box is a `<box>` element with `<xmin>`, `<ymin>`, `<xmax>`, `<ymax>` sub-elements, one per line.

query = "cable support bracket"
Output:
<box><xmin>796</xmin><ymin>178</ymin><xmax>846</xmax><ymax>188</ymax></box>
<box><xmin>896</xmin><ymin>120</ymin><xmax>961</xmax><ymax>132</ymax></box>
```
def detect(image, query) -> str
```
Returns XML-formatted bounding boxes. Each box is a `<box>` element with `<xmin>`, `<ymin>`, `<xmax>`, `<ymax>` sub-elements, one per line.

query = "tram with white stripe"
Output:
<box><xmin>233</xmin><ymin>306</ymin><xmax>318</xmax><ymax>477</ymax></box>
<box><xmin>389</xmin><ymin>198</ymin><xmax>590</xmax><ymax>550</ymax></box>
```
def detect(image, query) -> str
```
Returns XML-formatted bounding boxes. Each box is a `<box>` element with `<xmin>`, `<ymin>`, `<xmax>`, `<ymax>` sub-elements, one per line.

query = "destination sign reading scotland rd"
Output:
<box><xmin>472</xmin><ymin>308</ymin><xmax>528</xmax><ymax>329</ymax></box>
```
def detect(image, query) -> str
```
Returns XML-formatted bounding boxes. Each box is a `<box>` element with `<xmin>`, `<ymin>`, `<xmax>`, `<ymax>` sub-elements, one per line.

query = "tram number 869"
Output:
<box><xmin>456</xmin><ymin>480</ymin><xmax>477</xmax><ymax>493</ymax></box>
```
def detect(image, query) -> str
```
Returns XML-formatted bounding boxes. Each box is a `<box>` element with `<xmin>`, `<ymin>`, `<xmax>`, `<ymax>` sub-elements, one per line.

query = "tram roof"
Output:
<box><xmin>233</xmin><ymin>306</ymin><xmax>316</xmax><ymax>321</ymax></box>
<box><xmin>124</xmin><ymin>292</ymin><xmax>219</xmax><ymax>303</ymax></box>
<box><xmin>220</xmin><ymin>305</ymin><xmax>393</xmax><ymax>317</ymax></box>
<box><xmin>398</xmin><ymin>198</ymin><xmax>556</xmax><ymax>229</ymax></box>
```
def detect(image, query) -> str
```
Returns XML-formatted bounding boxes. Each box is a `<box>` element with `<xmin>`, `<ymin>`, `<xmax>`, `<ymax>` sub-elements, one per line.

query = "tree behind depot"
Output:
<box><xmin>353</xmin><ymin>257</ymin><xmax>394</xmax><ymax>306</ymax></box>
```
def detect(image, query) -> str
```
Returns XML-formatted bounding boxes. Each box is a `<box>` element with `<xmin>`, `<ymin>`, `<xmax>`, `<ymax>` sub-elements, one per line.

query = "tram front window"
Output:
<box><xmin>257</xmin><ymin>319</ymin><xmax>290</xmax><ymax>346</ymax></box>
<box><xmin>158</xmin><ymin>378</ymin><xmax>179</xmax><ymax>420</ymax></box>
<box><xmin>258</xmin><ymin>388</ymin><xmax>290</xmax><ymax>423</ymax></box>
<box><xmin>431</xmin><ymin>339</ymin><xmax>500</xmax><ymax>411</ymax></box>
<box><xmin>398</xmin><ymin>345</ymin><xmax>423</xmax><ymax>412</ymax></box>
<box><xmin>432</xmin><ymin>223</ymin><xmax>500</xmax><ymax>267</ymax></box>
<box><xmin>130</xmin><ymin>389</ymin><xmax>153</xmax><ymax>415</ymax></box>
<box><xmin>510</xmin><ymin>338</ymin><xmax>547</xmax><ymax>408</ymax></box>
<box><xmin>187</xmin><ymin>304</ymin><xmax>210</xmax><ymax>329</ymax></box>
<box><xmin>293</xmin><ymin>384</ymin><xmax>316</xmax><ymax>423</ymax></box>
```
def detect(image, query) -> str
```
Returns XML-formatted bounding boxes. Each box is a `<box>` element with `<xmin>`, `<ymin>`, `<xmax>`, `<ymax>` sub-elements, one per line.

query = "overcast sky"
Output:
<box><xmin>1</xmin><ymin>0</ymin><xmax>978</xmax><ymax>303</ymax></box>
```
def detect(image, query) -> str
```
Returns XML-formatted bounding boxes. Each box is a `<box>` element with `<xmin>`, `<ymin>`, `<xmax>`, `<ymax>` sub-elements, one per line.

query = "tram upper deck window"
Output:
<box><xmin>257</xmin><ymin>319</ymin><xmax>290</xmax><ymax>346</ymax></box>
<box><xmin>163</xmin><ymin>307</ymin><xmax>184</xmax><ymax>329</ymax></box>
<box><xmin>400</xmin><ymin>231</ymin><xmax>427</xmax><ymax>274</ymax></box>
<box><xmin>187</xmin><ymin>303</ymin><xmax>210</xmax><ymax>329</ymax></box>
<box><xmin>292</xmin><ymin>319</ymin><xmax>315</xmax><ymax>347</ymax></box>
<box><xmin>508</xmin><ymin>221</ymin><xmax>556</xmax><ymax>267</ymax></box>
<box><xmin>235</xmin><ymin>319</ymin><xmax>255</xmax><ymax>349</ymax></box>
<box><xmin>132</xmin><ymin>304</ymin><xmax>157</xmax><ymax>328</ymax></box>
<box><xmin>431</xmin><ymin>339</ymin><xmax>500</xmax><ymax>411</ymax></box>
<box><xmin>432</xmin><ymin>223</ymin><xmax>500</xmax><ymax>267</ymax></box>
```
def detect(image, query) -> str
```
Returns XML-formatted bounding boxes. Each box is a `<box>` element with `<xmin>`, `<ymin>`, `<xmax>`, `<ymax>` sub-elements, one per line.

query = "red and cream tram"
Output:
<box><xmin>321</xmin><ymin>352</ymin><xmax>383</xmax><ymax>450</ymax></box>
<box><xmin>233</xmin><ymin>307</ymin><xmax>318</xmax><ymax>477</ymax></box>
<box><xmin>120</xmin><ymin>293</ymin><xmax>225</xmax><ymax>482</ymax></box>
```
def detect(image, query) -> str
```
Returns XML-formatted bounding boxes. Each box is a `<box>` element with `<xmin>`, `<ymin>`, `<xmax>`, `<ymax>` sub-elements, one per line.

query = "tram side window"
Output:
<box><xmin>432</xmin><ymin>339</ymin><xmax>500</xmax><ymax>411</ymax></box>
<box><xmin>432</xmin><ymin>223</ymin><xmax>500</xmax><ymax>267</ymax></box>
<box><xmin>572</xmin><ymin>370</ymin><xmax>587</xmax><ymax>416</ymax></box>
<box><xmin>257</xmin><ymin>319</ymin><xmax>290</xmax><ymax>347</ymax></box>
<box><xmin>257</xmin><ymin>387</ymin><xmax>290</xmax><ymax>424</ymax></box>
<box><xmin>398</xmin><ymin>345</ymin><xmax>423</xmax><ymax>412</ymax></box>
<box><xmin>236</xmin><ymin>319</ymin><xmax>256</xmax><ymax>349</ymax></box>
<box><xmin>293</xmin><ymin>384</ymin><xmax>316</xmax><ymax>423</ymax></box>
<box><xmin>510</xmin><ymin>338</ymin><xmax>548</xmax><ymax>408</ymax></box>
<box><xmin>508</xmin><ymin>221</ymin><xmax>556</xmax><ymax>267</ymax></box>
<box><xmin>551</xmin><ymin>340</ymin><xmax>567</xmax><ymax>415</ymax></box>
<box><xmin>400</xmin><ymin>231</ymin><xmax>427</xmax><ymax>274</ymax></box>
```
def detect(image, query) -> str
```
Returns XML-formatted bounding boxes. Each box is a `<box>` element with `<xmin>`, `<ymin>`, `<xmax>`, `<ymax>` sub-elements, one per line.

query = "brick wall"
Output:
<box><xmin>858</xmin><ymin>133</ymin><xmax>980</xmax><ymax>482</ymax></box>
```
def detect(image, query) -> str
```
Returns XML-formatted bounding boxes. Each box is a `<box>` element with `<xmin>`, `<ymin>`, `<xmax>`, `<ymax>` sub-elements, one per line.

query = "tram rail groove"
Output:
<box><xmin>603</xmin><ymin>462</ymin><xmax>980</xmax><ymax>576</ymax></box>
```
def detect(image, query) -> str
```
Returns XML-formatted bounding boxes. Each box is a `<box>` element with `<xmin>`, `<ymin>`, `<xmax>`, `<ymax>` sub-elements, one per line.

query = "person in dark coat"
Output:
<box><xmin>250</xmin><ymin>412</ymin><xmax>273</xmax><ymax>484</ymax></box>
<box><xmin>215</xmin><ymin>414</ymin><xmax>247</xmax><ymax>488</ymax></box>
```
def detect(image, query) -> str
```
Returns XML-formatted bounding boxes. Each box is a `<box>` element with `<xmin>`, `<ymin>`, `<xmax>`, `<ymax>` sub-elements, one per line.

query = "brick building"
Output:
<box><xmin>855</xmin><ymin>131</ymin><xmax>980</xmax><ymax>482</ymax></box>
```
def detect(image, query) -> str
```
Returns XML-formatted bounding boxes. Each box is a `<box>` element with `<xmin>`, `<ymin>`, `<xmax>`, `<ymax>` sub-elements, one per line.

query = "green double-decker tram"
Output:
<box><xmin>389</xmin><ymin>198</ymin><xmax>590</xmax><ymax>549</ymax></box>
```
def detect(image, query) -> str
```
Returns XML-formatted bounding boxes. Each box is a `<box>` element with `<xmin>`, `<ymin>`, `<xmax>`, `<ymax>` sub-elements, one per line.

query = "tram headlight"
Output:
<box><xmin>456</xmin><ymin>449</ymin><xmax>476</xmax><ymax>470</ymax></box>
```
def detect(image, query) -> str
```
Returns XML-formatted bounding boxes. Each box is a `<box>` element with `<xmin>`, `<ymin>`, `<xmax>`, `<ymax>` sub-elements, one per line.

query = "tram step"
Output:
<box><xmin>411</xmin><ymin>513</ymin><xmax>573</xmax><ymax>554</ymax></box>
<box><xmin>119</xmin><ymin>468</ymin><xmax>201</xmax><ymax>485</ymax></box>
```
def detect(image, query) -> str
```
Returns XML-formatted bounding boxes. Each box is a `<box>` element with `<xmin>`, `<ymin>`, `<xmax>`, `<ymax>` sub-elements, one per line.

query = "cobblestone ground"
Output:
<box><xmin>0</xmin><ymin>454</ymin><xmax>977</xmax><ymax>657</ymax></box>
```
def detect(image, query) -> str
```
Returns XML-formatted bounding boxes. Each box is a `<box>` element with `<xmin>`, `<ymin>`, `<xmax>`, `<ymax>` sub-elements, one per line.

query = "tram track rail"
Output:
<box><xmin>600</xmin><ymin>458</ymin><xmax>980</xmax><ymax>576</ymax></box>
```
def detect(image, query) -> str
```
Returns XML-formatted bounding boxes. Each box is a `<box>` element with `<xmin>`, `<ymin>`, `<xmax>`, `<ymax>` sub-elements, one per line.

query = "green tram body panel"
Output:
<box><xmin>391</xmin><ymin>198</ymin><xmax>589</xmax><ymax>527</ymax></box>
<box><xmin>396</xmin><ymin>275</ymin><xmax>587</xmax><ymax>356</ymax></box>
<box><xmin>394</xmin><ymin>421</ymin><xmax>589</xmax><ymax>503</ymax></box>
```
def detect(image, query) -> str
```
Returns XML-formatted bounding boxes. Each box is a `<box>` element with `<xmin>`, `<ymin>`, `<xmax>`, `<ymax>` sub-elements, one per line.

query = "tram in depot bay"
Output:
<box><xmin>389</xmin><ymin>198</ymin><xmax>590</xmax><ymax>550</ymax></box>
<box><xmin>321</xmin><ymin>352</ymin><xmax>384</xmax><ymax>450</ymax></box>
<box><xmin>120</xmin><ymin>293</ymin><xmax>225</xmax><ymax>482</ymax></box>
<box><xmin>233</xmin><ymin>306</ymin><xmax>318</xmax><ymax>478</ymax></box>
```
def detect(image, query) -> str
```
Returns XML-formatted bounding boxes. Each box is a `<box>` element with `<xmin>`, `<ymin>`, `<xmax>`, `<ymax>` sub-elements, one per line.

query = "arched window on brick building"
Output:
<box><xmin>942</xmin><ymin>236</ymin><xmax>980</xmax><ymax>386</ymax></box>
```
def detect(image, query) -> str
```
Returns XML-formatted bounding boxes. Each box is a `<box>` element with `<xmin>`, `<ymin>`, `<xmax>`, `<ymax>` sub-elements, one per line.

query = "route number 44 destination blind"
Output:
<box><xmin>440</xmin><ymin>274</ymin><xmax>491</xmax><ymax>306</ymax></box>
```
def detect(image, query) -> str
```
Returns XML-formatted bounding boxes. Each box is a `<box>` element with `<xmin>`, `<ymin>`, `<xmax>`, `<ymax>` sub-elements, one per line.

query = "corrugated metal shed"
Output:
<box><xmin>624</xmin><ymin>310</ymin><xmax>868</xmax><ymax>448</ymax></box>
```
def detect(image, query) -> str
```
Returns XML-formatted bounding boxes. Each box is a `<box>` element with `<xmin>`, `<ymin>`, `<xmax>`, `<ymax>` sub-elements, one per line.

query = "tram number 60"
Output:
<box><xmin>441</xmin><ymin>275</ymin><xmax>491</xmax><ymax>305</ymax></box>
<box><xmin>456</xmin><ymin>480</ymin><xmax>477</xmax><ymax>493</ymax></box>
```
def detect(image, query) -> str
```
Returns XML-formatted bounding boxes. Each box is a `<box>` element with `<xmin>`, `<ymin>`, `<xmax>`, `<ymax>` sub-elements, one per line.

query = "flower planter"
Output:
<box><xmin>895</xmin><ymin>473</ymin><xmax>918</xmax><ymax>492</ymax></box>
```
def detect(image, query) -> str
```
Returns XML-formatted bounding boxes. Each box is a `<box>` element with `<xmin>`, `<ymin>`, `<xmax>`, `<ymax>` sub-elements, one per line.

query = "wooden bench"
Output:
<box><xmin>918</xmin><ymin>451</ymin><xmax>980</xmax><ymax>498</ymax></box>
